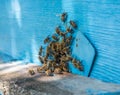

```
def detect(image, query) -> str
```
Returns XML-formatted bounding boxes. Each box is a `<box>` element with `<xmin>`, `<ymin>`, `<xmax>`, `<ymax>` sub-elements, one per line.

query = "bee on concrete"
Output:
<box><xmin>51</xmin><ymin>62</ymin><xmax>56</xmax><ymax>72</ymax></box>
<box><xmin>45</xmin><ymin>69</ymin><xmax>52</xmax><ymax>76</ymax></box>
<box><xmin>28</xmin><ymin>69</ymin><xmax>35</xmax><ymax>75</ymax></box>
<box><xmin>37</xmin><ymin>67</ymin><xmax>45</xmax><ymax>73</ymax></box>
<box><xmin>39</xmin><ymin>46</ymin><xmax>43</xmax><ymax>56</ymax></box>
<box><xmin>44</xmin><ymin>36</ymin><xmax>50</xmax><ymax>44</ymax></box>
<box><xmin>60</xmin><ymin>62</ymin><xmax>68</xmax><ymax>72</ymax></box>
<box><xmin>54</xmin><ymin>68</ymin><xmax>62</xmax><ymax>74</ymax></box>
<box><xmin>70</xmin><ymin>20</ymin><xmax>77</xmax><ymax>28</ymax></box>
<box><xmin>47</xmin><ymin>60</ymin><xmax>53</xmax><ymax>69</ymax></box>
<box><xmin>41</xmin><ymin>63</ymin><xmax>48</xmax><ymax>71</ymax></box>
<box><xmin>61</xmin><ymin>12</ymin><xmax>67</xmax><ymax>22</ymax></box>
<box><xmin>63</xmin><ymin>66</ymin><xmax>68</xmax><ymax>72</ymax></box>
<box><xmin>43</xmin><ymin>56</ymin><xmax>48</xmax><ymax>63</ymax></box>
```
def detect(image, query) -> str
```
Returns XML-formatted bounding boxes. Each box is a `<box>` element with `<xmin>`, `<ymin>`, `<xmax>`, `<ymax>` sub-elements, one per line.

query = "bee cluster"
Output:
<box><xmin>29</xmin><ymin>13</ymin><xmax>84</xmax><ymax>76</ymax></box>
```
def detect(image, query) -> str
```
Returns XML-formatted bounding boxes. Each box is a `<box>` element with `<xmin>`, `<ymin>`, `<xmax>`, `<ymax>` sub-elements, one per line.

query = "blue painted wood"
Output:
<box><xmin>0</xmin><ymin>0</ymin><xmax>120</xmax><ymax>83</ymax></box>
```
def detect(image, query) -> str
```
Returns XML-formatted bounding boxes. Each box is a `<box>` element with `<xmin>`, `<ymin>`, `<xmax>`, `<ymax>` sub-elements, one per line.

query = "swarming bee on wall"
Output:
<box><xmin>29</xmin><ymin>13</ymin><xmax>84</xmax><ymax>76</ymax></box>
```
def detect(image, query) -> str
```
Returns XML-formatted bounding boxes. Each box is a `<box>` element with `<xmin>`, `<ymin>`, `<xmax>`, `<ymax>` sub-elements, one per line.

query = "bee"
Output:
<box><xmin>54</xmin><ymin>68</ymin><xmax>62</xmax><ymax>74</ymax></box>
<box><xmin>59</xmin><ymin>43</ymin><xmax>63</xmax><ymax>50</ymax></box>
<box><xmin>52</xmin><ymin>35</ymin><xmax>59</xmax><ymax>41</ymax></box>
<box><xmin>55</xmin><ymin>27</ymin><xmax>61</xmax><ymax>35</ymax></box>
<box><xmin>78</xmin><ymin>65</ymin><xmax>84</xmax><ymax>71</ymax></box>
<box><xmin>66</xmin><ymin>55</ymin><xmax>72</xmax><ymax>61</ymax></box>
<box><xmin>45</xmin><ymin>69</ymin><xmax>52</xmax><ymax>76</ymax></box>
<box><xmin>63</xmin><ymin>66</ymin><xmax>68</xmax><ymax>72</ymax></box>
<box><xmin>60</xmin><ymin>32</ymin><xmax>65</xmax><ymax>37</ymax></box>
<box><xmin>60</xmin><ymin>55</ymin><xmax>69</xmax><ymax>62</ymax></box>
<box><xmin>41</xmin><ymin>63</ymin><xmax>48</xmax><ymax>71</ymax></box>
<box><xmin>73</xmin><ymin>62</ymin><xmax>78</xmax><ymax>68</ymax></box>
<box><xmin>62</xmin><ymin>55</ymin><xmax>71</xmax><ymax>62</ymax></box>
<box><xmin>74</xmin><ymin>63</ymin><xmax>83</xmax><ymax>71</ymax></box>
<box><xmin>61</xmin><ymin>12</ymin><xmax>67</xmax><ymax>22</ymax></box>
<box><xmin>44</xmin><ymin>36</ymin><xmax>50</xmax><ymax>44</ymax></box>
<box><xmin>51</xmin><ymin>43</ymin><xmax>55</xmax><ymax>51</ymax></box>
<box><xmin>39</xmin><ymin>46</ymin><xmax>43</xmax><ymax>56</ymax></box>
<box><xmin>72</xmin><ymin>58</ymin><xmax>77</xmax><ymax>63</ymax></box>
<box><xmin>49</xmin><ymin>41</ymin><xmax>54</xmax><ymax>48</ymax></box>
<box><xmin>37</xmin><ymin>67</ymin><xmax>44</xmax><ymax>73</ymax></box>
<box><xmin>28</xmin><ymin>69</ymin><xmax>35</xmax><ymax>75</ymax></box>
<box><xmin>62</xmin><ymin>46</ymin><xmax>70</xmax><ymax>54</ymax></box>
<box><xmin>60</xmin><ymin>62</ymin><xmax>68</xmax><ymax>72</ymax></box>
<box><xmin>60</xmin><ymin>56</ymin><xmax>66</xmax><ymax>62</ymax></box>
<box><xmin>66</xmin><ymin>27</ymin><xmax>73</xmax><ymax>33</ymax></box>
<box><xmin>51</xmin><ymin>62</ymin><xmax>56</xmax><ymax>72</ymax></box>
<box><xmin>66</xmin><ymin>36</ymin><xmax>72</xmax><ymax>45</ymax></box>
<box><xmin>70</xmin><ymin>20</ymin><xmax>77</xmax><ymax>28</ymax></box>
<box><xmin>56</xmin><ymin>27</ymin><xmax>65</xmax><ymax>37</ymax></box>
<box><xmin>38</xmin><ymin>56</ymin><xmax>44</xmax><ymax>64</ymax></box>
<box><xmin>72</xmin><ymin>59</ymin><xmax>84</xmax><ymax>71</ymax></box>
<box><xmin>46</xmin><ymin>46</ymin><xmax>51</xmax><ymax>55</ymax></box>
<box><xmin>77</xmin><ymin>61</ymin><xmax>84</xmax><ymax>71</ymax></box>
<box><xmin>61</xmin><ymin>39</ymin><xmax>66</xmax><ymax>47</ymax></box>
<box><xmin>43</xmin><ymin>56</ymin><xmax>48</xmax><ymax>62</ymax></box>
<box><xmin>47</xmin><ymin>60</ymin><xmax>53</xmax><ymax>69</ymax></box>
<box><xmin>68</xmin><ymin>35</ymin><xmax>72</xmax><ymax>40</ymax></box>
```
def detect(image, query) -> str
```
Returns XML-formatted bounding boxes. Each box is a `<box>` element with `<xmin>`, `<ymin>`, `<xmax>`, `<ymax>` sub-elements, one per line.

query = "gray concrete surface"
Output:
<box><xmin>0</xmin><ymin>62</ymin><xmax>120</xmax><ymax>95</ymax></box>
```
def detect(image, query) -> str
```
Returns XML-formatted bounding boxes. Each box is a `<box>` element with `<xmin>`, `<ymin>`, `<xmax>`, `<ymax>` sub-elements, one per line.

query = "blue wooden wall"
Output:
<box><xmin>0</xmin><ymin>0</ymin><xmax>120</xmax><ymax>83</ymax></box>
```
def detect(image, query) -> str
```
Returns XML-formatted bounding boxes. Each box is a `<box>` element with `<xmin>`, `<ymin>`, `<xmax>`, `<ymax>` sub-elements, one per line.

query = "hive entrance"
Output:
<box><xmin>29</xmin><ymin>13</ymin><xmax>84</xmax><ymax>76</ymax></box>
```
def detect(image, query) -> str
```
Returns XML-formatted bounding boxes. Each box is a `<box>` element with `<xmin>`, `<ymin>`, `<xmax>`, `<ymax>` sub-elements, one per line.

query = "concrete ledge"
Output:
<box><xmin>0</xmin><ymin>62</ymin><xmax>120</xmax><ymax>95</ymax></box>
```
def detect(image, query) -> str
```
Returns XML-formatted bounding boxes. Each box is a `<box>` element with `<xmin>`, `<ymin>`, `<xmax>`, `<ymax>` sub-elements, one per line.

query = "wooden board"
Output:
<box><xmin>69</xmin><ymin>31</ymin><xmax>95</xmax><ymax>76</ymax></box>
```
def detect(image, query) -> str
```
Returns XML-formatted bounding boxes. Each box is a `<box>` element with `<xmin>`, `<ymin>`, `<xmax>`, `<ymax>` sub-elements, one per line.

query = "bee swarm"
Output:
<box><xmin>29</xmin><ymin>13</ymin><xmax>84</xmax><ymax>76</ymax></box>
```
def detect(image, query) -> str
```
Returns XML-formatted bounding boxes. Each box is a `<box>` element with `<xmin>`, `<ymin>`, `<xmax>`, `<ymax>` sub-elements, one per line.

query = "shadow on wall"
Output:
<box><xmin>0</xmin><ymin>51</ymin><xmax>14</xmax><ymax>63</ymax></box>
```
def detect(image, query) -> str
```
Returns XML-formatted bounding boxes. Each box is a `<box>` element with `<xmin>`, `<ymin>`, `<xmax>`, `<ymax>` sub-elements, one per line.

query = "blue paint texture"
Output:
<box><xmin>86</xmin><ymin>89</ymin><xmax>120</xmax><ymax>95</ymax></box>
<box><xmin>0</xmin><ymin>0</ymin><xmax>120</xmax><ymax>84</ymax></box>
<box><xmin>69</xmin><ymin>31</ymin><xmax>95</xmax><ymax>76</ymax></box>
